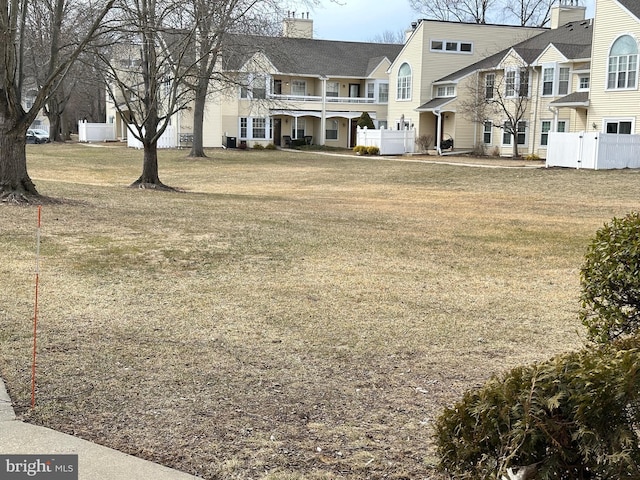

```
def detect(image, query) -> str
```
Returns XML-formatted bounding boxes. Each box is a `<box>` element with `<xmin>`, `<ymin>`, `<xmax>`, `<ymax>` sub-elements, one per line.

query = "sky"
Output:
<box><xmin>288</xmin><ymin>0</ymin><xmax>596</xmax><ymax>43</ymax></box>
<box><xmin>288</xmin><ymin>0</ymin><xmax>419</xmax><ymax>42</ymax></box>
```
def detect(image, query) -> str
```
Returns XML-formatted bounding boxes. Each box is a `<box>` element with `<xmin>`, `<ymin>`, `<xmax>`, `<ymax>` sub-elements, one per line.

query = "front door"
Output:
<box><xmin>349</xmin><ymin>84</ymin><xmax>360</xmax><ymax>98</ymax></box>
<box><xmin>350</xmin><ymin>119</ymin><xmax>358</xmax><ymax>148</ymax></box>
<box><xmin>274</xmin><ymin>118</ymin><xmax>282</xmax><ymax>146</ymax></box>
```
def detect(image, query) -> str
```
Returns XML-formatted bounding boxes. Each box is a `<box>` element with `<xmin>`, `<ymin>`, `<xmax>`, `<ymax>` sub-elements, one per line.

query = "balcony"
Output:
<box><xmin>269</xmin><ymin>94</ymin><xmax>379</xmax><ymax>105</ymax></box>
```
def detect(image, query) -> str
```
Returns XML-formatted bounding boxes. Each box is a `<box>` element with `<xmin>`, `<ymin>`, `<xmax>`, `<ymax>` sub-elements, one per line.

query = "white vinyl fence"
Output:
<box><xmin>546</xmin><ymin>131</ymin><xmax>640</xmax><ymax>169</ymax></box>
<box><xmin>356</xmin><ymin>127</ymin><xmax>415</xmax><ymax>155</ymax></box>
<box><xmin>78</xmin><ymin>122</ymin><xmax>116</xmax><ymax>142</ymax></box>
<box><xmin>127</xmin><ymin>125</ymin><xmax>176</xmax><ymax>149</ymax></box>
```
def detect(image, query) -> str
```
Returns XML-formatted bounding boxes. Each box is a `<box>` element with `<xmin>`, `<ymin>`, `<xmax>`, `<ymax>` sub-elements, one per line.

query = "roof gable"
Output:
<box><xmin>435</xmin><ymin>19</ymin><xmax>592</xmax><ymax>82</ymax></box>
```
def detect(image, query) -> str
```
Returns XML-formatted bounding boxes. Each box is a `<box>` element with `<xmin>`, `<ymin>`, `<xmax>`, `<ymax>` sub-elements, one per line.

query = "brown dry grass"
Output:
<box><xmin>1</xmin><ymin>143</ymin><xmax>639</xmax><ymax>479</ymax></box>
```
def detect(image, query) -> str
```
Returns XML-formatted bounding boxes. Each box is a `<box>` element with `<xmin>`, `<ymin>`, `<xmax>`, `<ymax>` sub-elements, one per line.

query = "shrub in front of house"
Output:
<box><xmin>357</xmin><ymin>112</ymin><xmax>375</xmax><ymax>129</ymax></box>
<box><xmin>580</xmin><ymin>211</ymin><xmax>640</xmax><ymax>344</ymax></box>
<box><xmin>434</xmin><ymin>338</ymin><xmax>640</xmax><ymax>479</ymax></box>
<box><xmin>366</xmin><ymin>146</ymin><xmax>380</xmax><ymax>155</ymax></box>
<box><xmin>252</xmin><ymin>143</ymin><xmax>265</xmax><ymax>150</ymax></box>
<box><xmin>353</xmin><ymin>145</ymin><xmax>367</xmax><ymax>154</ymax></box>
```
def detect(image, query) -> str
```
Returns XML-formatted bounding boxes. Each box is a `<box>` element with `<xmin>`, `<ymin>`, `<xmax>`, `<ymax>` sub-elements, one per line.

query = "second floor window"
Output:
<box><xmin>506</xmin><ymin>69</ymin><xmax>529</xmax><ymax>97</ymax></box>
<box><xmin>485</xmin><ymin>73</ymin><xmax>495</xmax><ymax>99</ymax></box>
<box><xmin>608</xmin><ymin>35</ymin><xmax>638</xmax><ymax>89</ymax></box>
<box><xmin>578</xmin><ymin>75</ymin><xmax>590</xmax><ymax>90</ymax></box>
<box><xmin>291</xmin><ymin>80</ymin><xmax>306</xmax><ymax>96</ymax></box>
<box><xmin>397</xmin><ymin>63</ymin><xmax>412</xmax><ymax>100</ymax></box>
<box><xmin>436</xmin><ymin>85</ymin><xmax>455</xmax><ymax>97</ymax></box>
<box><xmin>542</xmin><ymin>67</ymin><xmax>554</xmax><ymax>95</ymax></box>
<box><xmin>379</xmin><ymin>83</ymin><xmax>389</xmax><ymax>103</ymax></box>
<box><xmin>326</xmin><ymin>82</ymin><xmax>339</xmax><ymax>97</ymax></box>
<box><xmin>558</xmin><ymin>67</ymin><xmax>570</xmax><ymax>95</ymax></box>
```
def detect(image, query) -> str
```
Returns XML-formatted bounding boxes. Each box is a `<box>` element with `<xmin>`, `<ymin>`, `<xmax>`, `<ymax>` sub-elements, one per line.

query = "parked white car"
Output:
<box><xmin>26</xmin><ymin>129</ymin><xmax>50</xmax><ymax>144</ymax></box>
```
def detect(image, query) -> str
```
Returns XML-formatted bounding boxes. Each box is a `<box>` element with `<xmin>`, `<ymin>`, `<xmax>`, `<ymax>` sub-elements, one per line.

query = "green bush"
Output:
<box><xmin>252</xmin><ymin>143</ymin><xmax>265</xmax><ymax>150</ymax></box>
<box><xmin>580</xmin><ymin>212</ymin><xmax>640</xmax><ymax>343</ymax></box>
<box><xmin>357</xmin><ymin>112</ymin><xmax>375</xmax><ymax>129</ymax></box>
<box><xmin>435</xmin><ymin>339</ymin><xmax>640</xmax><ymax>479</ymax></box>
<box><xmin>366</xmin><ymin>146</ymin><xmax>380</xmax><ymax>155</ymax></box>
<box><xmin>265</xmin><ymin>143</ymin><xmax>277</xmax><ymax>150</ymax></box>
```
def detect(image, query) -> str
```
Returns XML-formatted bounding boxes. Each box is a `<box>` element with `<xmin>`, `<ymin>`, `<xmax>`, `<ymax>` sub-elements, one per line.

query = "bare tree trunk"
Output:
<box><xmin>49</xmin><ymin>111</ymin><xmax>62</xmax><ymax>142</ymax></box>
<box><xmin>188</xmin><ymin>78</ymin><xmax>208</xmax><ymax>157</ymax></box>
<box><xmin>0</xmin><ymin>122</ymin><xmax>39</xmax><ymax>201</ymax></box>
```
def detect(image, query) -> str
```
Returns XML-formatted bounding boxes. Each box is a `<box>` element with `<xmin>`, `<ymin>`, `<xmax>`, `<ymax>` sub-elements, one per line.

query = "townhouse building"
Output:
<box><xmin>104</xmin><ymin>0</ymin><xmax>640</xmax><ymax>160</ymax></box>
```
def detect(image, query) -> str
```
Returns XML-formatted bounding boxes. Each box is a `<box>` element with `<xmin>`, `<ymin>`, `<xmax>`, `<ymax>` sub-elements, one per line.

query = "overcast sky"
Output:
<box><xmin>287</xmin><ymin>0</ymin><xmax>596</xmax><ymax>44</ymax></box>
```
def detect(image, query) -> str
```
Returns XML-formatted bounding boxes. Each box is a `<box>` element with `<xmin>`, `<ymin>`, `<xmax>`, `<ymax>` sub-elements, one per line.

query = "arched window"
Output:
<box><xmin>608</xmin><ymin>35</ymin><xmax>638</xmax><ymax>89</ymax></box>
<box><xmin>397</xmin><ymin>63</ymin><xmax>412</xmax><ymax>100</ymax></box>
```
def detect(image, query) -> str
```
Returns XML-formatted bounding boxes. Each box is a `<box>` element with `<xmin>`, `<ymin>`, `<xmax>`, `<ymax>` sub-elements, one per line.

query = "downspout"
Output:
<box><xmin>548</xmin><ymin>105</ymin><xmax>559</xmax><ymax>130</ymax></box>
<box><xmin>435</xmin><ymin>109</ymin><xmax>442</xmax><ymax>155</ymax></box>
<box><xmin>320</xmin><ymin>75</ymin><xmax>327</xmax><ymax>145</ymax></box>
<box><xmin>531</xmin><ymin>66</ymin><xmax>542</xmax><ymax>156</ymax></box>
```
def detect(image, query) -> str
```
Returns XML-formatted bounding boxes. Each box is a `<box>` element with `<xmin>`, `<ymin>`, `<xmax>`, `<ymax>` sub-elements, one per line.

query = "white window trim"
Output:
<box><xmin>326</xmin><ymin>119</ymin><xmax>339</xmax><ymax>141</ymax></box>
<box><xmin>502</xmin><ymin>120</ymin><xmax>527</xmax><ymax>146</ymax></box>
<box><xmin>239</xmin><ymin>74</ymin><xmax>270</xmax><ymax>100</ymax></box>
<box><xmin>541</xmin><ymin>65</ymin><xmax>555</xmax><ymax>97</ymax></box>
<box><xmin>540</xmin><ymin>63</ymin><xmax>571</xmax><ymax>97</ymax></box>
<box><xmin>291</xmin><ymin>80</ymin><xmax>307</xmax><ymax>96</ymax></box>
<box><xmin>540</xmin><ymin>119</ymin><xmax>552</xmax><ymax>148</ymax></box>
<box><xmin>577</xmin><ymin>74</ymin><xmax>590</xmax><ymax>91</ymax></box>
<box><xmin>239</xmin><ymin>117</ymin><xmax>272</xmax><ymax>140</ymax></box>
<box><xmin>504</xmin><ymin>68</ymin><xmax>530</xmax><ymax>98</ymax></box>
<box><xmin>606</xmin><ymin>34</ymin><xmax>639</xmax><ymax>91</ymax></box>
<box><xmin>397</xmin><ymin>62</ymin><xmax>412</xmax><ymax>101</ymax></box>
<box><xmin>603</xmin><ymin>117</ymin><xmax>635</xmax><ymax>134</ymax></box>
<box><xmin>430</xmin><ymin>39</ymin><xmax>473</xmax><ymax>54</ymax></box>
<box><xmin>483</xmin><ymin>121</ymin><xmax>493</xmax><ymax>145</ymax></box>
<box><xmin>436</xmin><ymin>85</ymin><xmax>455</xmax><ymax>97</ymax></box>
<box><xmin>365</xmin><ymin>80</ymin><xmax>390</xmax><ymax>103</ymax></box>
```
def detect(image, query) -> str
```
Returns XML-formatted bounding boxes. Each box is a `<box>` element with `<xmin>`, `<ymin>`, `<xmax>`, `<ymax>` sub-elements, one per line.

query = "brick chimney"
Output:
<box><xmin>283</xmin><ymin>11</ymin><xmax>313</xmax><ymax>39</ymax></box>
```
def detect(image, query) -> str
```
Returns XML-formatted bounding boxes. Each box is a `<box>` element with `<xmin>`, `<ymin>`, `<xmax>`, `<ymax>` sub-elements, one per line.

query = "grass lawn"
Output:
<box><xmin>1</xmin><ymin>143</ymin><xmax>639</xmax><ymax>479</ymax></box>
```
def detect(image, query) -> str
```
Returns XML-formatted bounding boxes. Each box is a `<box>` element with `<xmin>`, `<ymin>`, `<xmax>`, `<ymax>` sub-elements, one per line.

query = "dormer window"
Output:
<box><xmin>436</xmin><ymin>85</ymin><xmax>455</xmax><ymax>97</ymax></box>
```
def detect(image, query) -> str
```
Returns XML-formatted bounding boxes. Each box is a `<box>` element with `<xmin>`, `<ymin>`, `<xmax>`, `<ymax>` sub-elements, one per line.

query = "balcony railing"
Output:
<box><xmin>269</xmin><ymin>94</ymin><xmax>379</xmax><ymax>104</ymax></box>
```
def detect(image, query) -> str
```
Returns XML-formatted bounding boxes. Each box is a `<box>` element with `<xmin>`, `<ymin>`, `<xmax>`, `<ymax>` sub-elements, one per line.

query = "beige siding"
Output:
<box><xmin>589</xmin><ymin>0</ymin><xmax>640</xmax><ymax>132</ymax></box>
<box><xmin>388</xmin><ymin>20</ymin><xmax>543</xmax><ymax>134</ymax></box>
<box><xmin>537</xmin><ymin>45</ymin><xmax>569</xmax><ymax>64</ymax></box>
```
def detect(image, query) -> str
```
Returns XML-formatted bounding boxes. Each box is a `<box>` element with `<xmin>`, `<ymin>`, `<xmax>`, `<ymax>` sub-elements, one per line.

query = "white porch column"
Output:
<box><xmin>320</xmin><ymin>75</ymin><xmax>328</xmax><ymax>145</ymax></box>
<box><xmin>435</xmin><ymin>110</ymin><xmax>442</xmax><ymax>155</ymax></box>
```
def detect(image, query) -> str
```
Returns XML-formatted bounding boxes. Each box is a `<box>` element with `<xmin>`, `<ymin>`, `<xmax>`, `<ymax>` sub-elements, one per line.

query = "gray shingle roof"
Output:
<box><xmin>436</xmin><ymin>19</ymin><xmax>593</xmax><ymax>82</ymax></box>
<box><xmin>550</xmin><ymin>91</ymin><xmax>589</xmax><ymax>105</ymax></box>
<box><xmin>416</xmin><ymin>97</ymin><xmax>456</xmax><ymax>111</ymax></box>
<box><xmin>618</xmin><ymin>0</ymin><xmax>640</xmax><ymax>19</ymax></box>
<box><xmin>222</xmin><ymin>35</ymin><xmax>403</xmax><ymax>77</ymax></box>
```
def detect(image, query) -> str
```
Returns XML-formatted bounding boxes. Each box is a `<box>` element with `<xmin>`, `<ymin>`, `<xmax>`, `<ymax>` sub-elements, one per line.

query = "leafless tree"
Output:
<box><xmin>0</xmin><ymin>0</ymin><xmax>115</xmax><ymax>201</ymax></box>
<box><xmin>459</xmin><ymin>65</ymin><xmax>531</xmax><ymax>157</ymax></box>
<box><xmin>409</xmin><ymin>0</ymin><xmax>496</xmax><ymax>23</ymax></box>
<box><xmin>95</xmin><ymin>0</ymin><xmax>203</xmax><ymax>189</ymax></box>
<box><xmin>503</xmin><ymin>0</ymin><xmax>555</xmax><ymax>26</ymax></box>
<box><xmin>370</xmin><ymin>30</ymin><xmax>406</xmax><ymax>44</ymax></box>
<box><xmin>410</xmin><ymin>0</ymin><xmax>560</xmax><ymax>26</ymax></box>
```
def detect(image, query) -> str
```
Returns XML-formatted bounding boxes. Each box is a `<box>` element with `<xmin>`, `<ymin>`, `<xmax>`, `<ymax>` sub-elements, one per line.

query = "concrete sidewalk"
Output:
<box><xmin>0</xmin><ymin>379</ymin><xmax>201</xmax><ymax>479</ymax></box>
